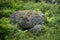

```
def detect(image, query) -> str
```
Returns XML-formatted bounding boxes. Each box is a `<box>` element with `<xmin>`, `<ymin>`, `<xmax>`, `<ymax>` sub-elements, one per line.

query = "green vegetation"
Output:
<box><xmin>0</xmin><ymin>0</ymin><xmax>60</xmax><ymax>40</ymax></box>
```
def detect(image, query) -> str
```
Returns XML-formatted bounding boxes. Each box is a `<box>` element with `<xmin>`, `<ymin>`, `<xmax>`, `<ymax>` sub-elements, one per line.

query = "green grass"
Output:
<box><xmin>0</xmin><ymin>0</ymin><xmax>60</xmax><ymax>40</ymax></box>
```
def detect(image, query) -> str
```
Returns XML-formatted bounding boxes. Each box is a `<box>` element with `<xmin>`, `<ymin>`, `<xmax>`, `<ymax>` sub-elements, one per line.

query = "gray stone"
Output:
<box><xmin>10</xmin><ymin>10</ymin><xmax>45</xmax><ymax>31</ymax></box>
<box><xmin>30</xmin><ymin>25</ymin><xmax>41</xmax><ymax>33</ymax></box>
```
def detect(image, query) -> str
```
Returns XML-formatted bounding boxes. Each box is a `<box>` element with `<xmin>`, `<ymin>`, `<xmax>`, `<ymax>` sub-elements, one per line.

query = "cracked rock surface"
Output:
<box><xmin>10</xmin><ymin>10</ymin><xmax>46</xmax><ymax>32</ymax></box>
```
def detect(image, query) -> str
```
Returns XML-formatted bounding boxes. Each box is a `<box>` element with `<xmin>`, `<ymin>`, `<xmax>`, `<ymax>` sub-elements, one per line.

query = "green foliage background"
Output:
<box><xmin>0</xmin><ymin>0</ymin><xmax>60</xmax><ymax>40</ymax></box>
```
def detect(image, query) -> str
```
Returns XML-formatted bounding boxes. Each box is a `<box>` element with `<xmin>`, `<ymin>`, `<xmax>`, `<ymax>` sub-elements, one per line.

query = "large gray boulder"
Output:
<box><xmin>10</xmin><ymin>10</ymin><xmax>46</xmax><ymax>32</ymax></box>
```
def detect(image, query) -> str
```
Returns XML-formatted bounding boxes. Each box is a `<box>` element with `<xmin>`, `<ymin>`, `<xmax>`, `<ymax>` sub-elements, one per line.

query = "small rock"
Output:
<box><xmin>30</xmin><ymin>25</ymin><xmax>41</xmax><ymax>33</ymax></box>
